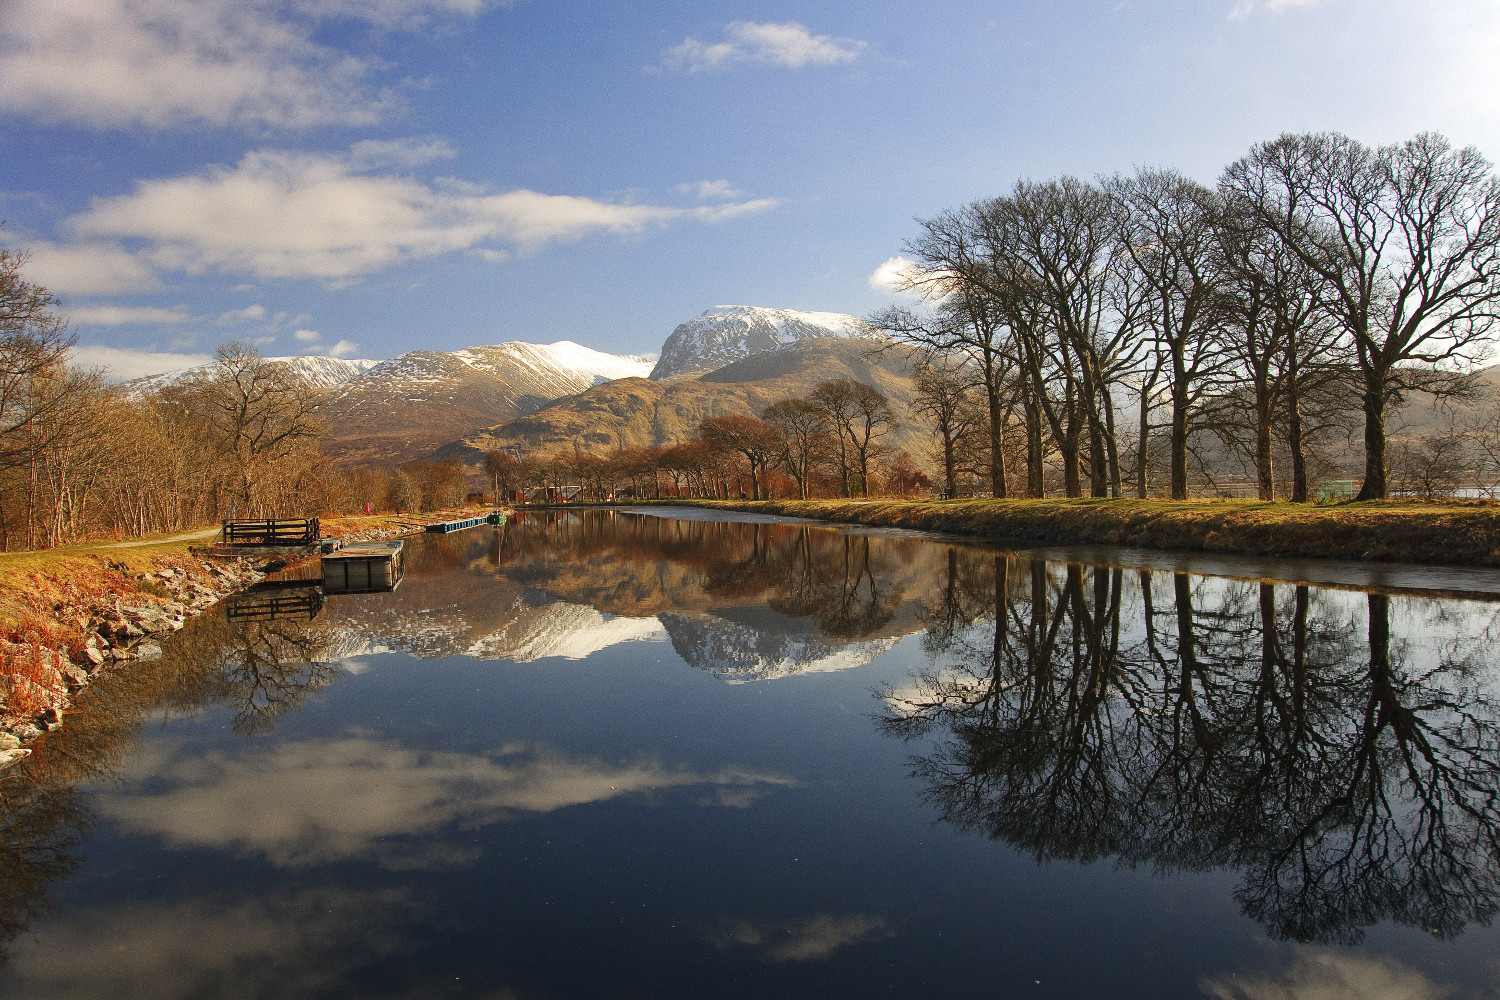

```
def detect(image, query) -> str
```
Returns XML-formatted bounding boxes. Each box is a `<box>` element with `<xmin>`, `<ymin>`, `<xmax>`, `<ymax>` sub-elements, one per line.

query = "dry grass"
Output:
<box><xmin>621</xmin><ymin>497</ymin><xmax>1500</xmax><ymax>567</ymax></box>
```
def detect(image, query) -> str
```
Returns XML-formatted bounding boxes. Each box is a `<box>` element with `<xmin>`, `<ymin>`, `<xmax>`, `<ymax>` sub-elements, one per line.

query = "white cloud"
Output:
<box><xmin>64</xmin><ymin>146</ymin><xmax>779</xmax><ymax>282</ymax></box>
<box><xmin>1229</xmin><ymin>0</ymin><xmax>1322</xmax><ymax>20</ymax></box>
<box><xmin>664</xmin><ymin>21</ymin><xmax>867</xmax><ymax>72</ymax></box>
<box><xmin>68</xmin><ymin>344</ymin><xmax>213</xmax><ymax>382</ymax></box>
<box><xmin>66</xmin><ymin>304</ymin><xmax>195</xmax><ymax>326</ymax></box>
<box><xmin>293</xmin><ymin>328</ymin><xmax>321</xmax><ymax>342</ymax></box>
<box><xmin>1200</xmin><ymin>952</ymin><xmax>1450</xmax><ymax>1000</ymax></box>
<box><xmin>217</xmin><ymin>304</ymin><xmax>268</xmax><ymax>324</ymax></box>
<box><xmin>677</xmin><ymin>179</ymin><xmax>745</xmax><ymax>200</ymax></box>
<box><xmin>0</xmin><ymin>0</ymin><xmax>385</xmax><ymax>130</ymax></box>
<box><xmin>327</xmin><ymin>338</ymin><xmax>360</xmax><ymax>357</ymax></box>
<box><xmin>96</xmin><ymin>737</ymin><xmax>794</xmax><ymax>867</ymax></box>
<box><xmin>867</xmin><ymin>255</ymin><xmax>937</xmax><ymax>300</ymax></box>
<box><xmin>21</xmin><ymin>241</ymin><xmax>160</xmax><ymax>296</ymax></box>
<box><xmin>0</xmin><ymin>0</ymin><xmax>504</xmax><ymax>130</ymax></box>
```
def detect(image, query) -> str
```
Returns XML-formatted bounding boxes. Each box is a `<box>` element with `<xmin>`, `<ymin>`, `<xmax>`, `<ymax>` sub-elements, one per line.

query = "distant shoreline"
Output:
<box><xmin>555</xmin><ymin>497</ymin><xmax>1500</xmax><ymax>569</ymax></box>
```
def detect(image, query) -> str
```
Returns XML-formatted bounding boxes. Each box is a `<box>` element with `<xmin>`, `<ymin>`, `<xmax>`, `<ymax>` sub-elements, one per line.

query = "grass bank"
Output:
<box><xmin>613</xmin><ymin>497</ymin><xmax>1500</xmax><ymax>568</ymax></box>
<box><xmin>0</xmin><ymin>511</ymin><xmax>468</xmax><ymax>750</ymax></box>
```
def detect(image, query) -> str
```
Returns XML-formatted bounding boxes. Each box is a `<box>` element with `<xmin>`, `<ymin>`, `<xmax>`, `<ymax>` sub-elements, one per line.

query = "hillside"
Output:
<box><xmin>317</xmin><ymin>341</ymin><xmax>655</xmax><ymax>466</ymax></box>
<box><xmin>435</xmin><ymin>338</ymin><xmax>924</xmax><ymax>463</ymax></box>
<box><xmin>123</xmin><ymin>355</ymin><xmax>380</xmax><ymax>393</ymax></box>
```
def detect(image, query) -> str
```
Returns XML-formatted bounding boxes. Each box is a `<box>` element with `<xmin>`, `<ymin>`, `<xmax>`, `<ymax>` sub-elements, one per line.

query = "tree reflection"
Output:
<box><xmin>883</xmin><ymin>563</ymin><xmax>1500</xmax><ymax>943</ymax></box>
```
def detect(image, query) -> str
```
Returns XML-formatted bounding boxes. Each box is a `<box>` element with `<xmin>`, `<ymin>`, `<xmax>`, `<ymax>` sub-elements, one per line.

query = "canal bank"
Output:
<box><xmin>603</xmin><ymin>497</ymin><xmax>1500</xmax><ymax>567</ymax></box>
<box><xmin>0</xmin><ymin>511</ymin><xmax>483</xmax><ymax>752</ymax></box>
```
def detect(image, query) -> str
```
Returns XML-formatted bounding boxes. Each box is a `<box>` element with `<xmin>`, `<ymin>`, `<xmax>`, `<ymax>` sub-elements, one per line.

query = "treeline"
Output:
<box><xmin>870</xmin><ymin>130</ymin><xmax>1500</xmax><ymax>501</ymax></box>
<box><xmin>0</xmin><ymin>249</ymin><xmax>478</xmax><ymax>550</ymax></box>
<box><xmin>482</xmin><ymin>375</ymin><xmax>929</xmax><ymax>503</ymax></box>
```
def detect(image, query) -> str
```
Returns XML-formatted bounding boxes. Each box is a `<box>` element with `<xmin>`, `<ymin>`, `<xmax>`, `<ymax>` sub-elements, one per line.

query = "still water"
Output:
<box><xmin>2</xmin><ymin>508</ymin><xmax>1499</xmax><ymax>998</ymax></box>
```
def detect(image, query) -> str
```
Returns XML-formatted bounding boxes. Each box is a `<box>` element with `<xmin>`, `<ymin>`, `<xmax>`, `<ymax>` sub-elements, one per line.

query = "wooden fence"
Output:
<box><xmin>221</xmin><ymin>517</ymin><xmax>319</xmax><ymax>546</ymax></box>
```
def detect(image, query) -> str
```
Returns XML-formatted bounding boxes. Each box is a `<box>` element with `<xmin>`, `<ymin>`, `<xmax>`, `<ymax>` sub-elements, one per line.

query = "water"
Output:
<box><xmin>2</xmin><ymin>508</ymin><xmax>1498</xmax><ymax>998</ymax></box>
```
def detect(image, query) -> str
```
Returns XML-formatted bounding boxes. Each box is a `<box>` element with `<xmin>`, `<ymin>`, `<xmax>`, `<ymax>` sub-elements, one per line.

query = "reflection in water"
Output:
<box><xmin>881</xmin><ymin>554</ymin><xmax>1500</xmax><ymax>944</ymax></box>
<box><xmin>0</xmin><ymin>511</ymin><xmax>1498</xmax><ymax>994</ymax></box>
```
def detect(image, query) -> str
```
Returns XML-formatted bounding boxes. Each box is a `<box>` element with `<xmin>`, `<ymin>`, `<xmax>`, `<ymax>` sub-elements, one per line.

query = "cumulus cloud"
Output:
<box><xmin>63</xmin><ymin>146</ymin><xmax>779</xmax><ymax>283</ymax></box>
<box><xmin>66</xmin><ymin>304</ymin><xmax>195</xmax><ymax>326</ymax></box>
<box><xmin>68</xmin><ymin>344</ymin><xmax>214</xmax><ymax>382</ymax></box>
<box><xmin>96</xmin><ymin>737</ymin><xmax>794</xmax><ymax>867</ymax></box>
<box><xmin>710</xmin><ymin>914</ymin><xmax>891</xmax><ymax>962</ymax></box>
<box><xmin>327</xmin><ymin>338</ymin><xmax>360</xmax><ymax>357</ymax></box>
<box><xmin>0</xmin><ymin>0</ymin><xmax>505</xmax><ymax>130</ymax></box>
<box><xmin>293</xmin><ymin>328</ymin><xmax>321</xmax><ymax>342</ymax></box>
<box><xmin>663</xmin><ymin>21</ymin><xmax>867</xmax><ymax>72</ymax></box>
<box><xmin>1200</xmin><ymin>952</ymin><xmax>1450</xmax><ymax>1000</ymax></box>
<box><xmin>867</xmin><ymin>255</ymin><xmax>948</xmax><ymax>302</ymax></box>
<box><xmin>20</xmin><ymin>241</ymin><xmax>160</xmax><ymax>296</ymax></box>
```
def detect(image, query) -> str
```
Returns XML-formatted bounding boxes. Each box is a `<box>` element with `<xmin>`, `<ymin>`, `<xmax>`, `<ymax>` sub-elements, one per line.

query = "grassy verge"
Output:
<box><xmin>0</xmin><ymin>510</ymin><xmax>481</xmax><ymax>747</ymax></box>
<box><xmin>609</xmin><ymin>497</ymin><xmax>1500</xmax><ymax>567</ymax></box>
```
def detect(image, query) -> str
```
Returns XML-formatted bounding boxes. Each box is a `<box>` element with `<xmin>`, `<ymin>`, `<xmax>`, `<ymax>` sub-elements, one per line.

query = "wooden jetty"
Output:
<box><xmin>322</xmin><ymin>540</ymin><xmax>404</xmax><ymax>593</ymax></box>
<box><xmin>425</xmin><ymin>514</ymin><xmax>490</xmax><ymax>533</ymax></box>
<box><xmin>223</xmin><ymin>517</ymin><xmax>319</xmax><ymax>545</ymax></box>
<box><xmin>225</xmin><ymin>586</ymin><xmax>324</xmax><ymax>623</ymax></box>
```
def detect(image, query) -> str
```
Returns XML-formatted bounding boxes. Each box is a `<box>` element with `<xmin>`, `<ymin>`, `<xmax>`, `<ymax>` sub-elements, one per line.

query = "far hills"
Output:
<box><xmin>434</xmin><ymin>336</ymin><xmax>923</xmax><ymax>465</ymax></box>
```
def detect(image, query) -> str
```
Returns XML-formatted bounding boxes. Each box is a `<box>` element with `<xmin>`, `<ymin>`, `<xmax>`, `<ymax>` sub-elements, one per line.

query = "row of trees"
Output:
<box><xmin>481</xmin><ymin>376</ymin><xmax>929</xmax><ymax>504</ymax></box>
<box><xmin>878</xmin><ymin>130</ymin><xmax>1500</xmax><ymax>500</ymax></box>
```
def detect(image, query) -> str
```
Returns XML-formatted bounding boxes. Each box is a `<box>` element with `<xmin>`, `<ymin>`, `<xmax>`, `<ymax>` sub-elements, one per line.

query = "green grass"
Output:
<box><xmin>613</xmin><ymin>497</ymin><xmax>1500</xmax><ymax>567</ymax></box>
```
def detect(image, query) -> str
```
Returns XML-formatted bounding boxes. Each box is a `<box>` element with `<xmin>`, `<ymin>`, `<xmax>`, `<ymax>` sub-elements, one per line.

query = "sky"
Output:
<box><xmin>3</xmin><ymin>0</ymin><xmax>1499</xmax><ymax>380</ymax></box>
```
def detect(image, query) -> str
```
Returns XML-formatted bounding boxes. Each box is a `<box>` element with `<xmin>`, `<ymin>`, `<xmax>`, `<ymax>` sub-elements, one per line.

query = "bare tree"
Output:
<box><xmin>910</xmin><ymin>359</ymin><xmax>982</xmax><ymax>497</ymax></box>
<box><xmin>762</xmin><ymin>398</ymin><xmax>831</xmax><ymax>500</ymax></box>
<box><xmin>173</xmin><ymin>343</ymin><xmax>323</xmax><ymax>513</ymax></box>
<box><xmin>697</xmin><ymin>415</ymin><xmax>780</xmax><ymax>500</ymax></box>
<box><xmin>1223</xmin><ymin>132</ymin><xmax>1500</xmax><ymax>499</ymax></box>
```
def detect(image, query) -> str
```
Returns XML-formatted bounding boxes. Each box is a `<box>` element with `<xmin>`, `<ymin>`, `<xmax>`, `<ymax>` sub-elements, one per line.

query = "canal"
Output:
<box><xmin>0</xmin><ymin>508</ymin><xmax>1496</xmax><ymax>998</ymax></box>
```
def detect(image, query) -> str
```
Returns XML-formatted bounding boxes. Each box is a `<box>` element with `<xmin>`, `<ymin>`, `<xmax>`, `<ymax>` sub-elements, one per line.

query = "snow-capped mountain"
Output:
<box><xmin>649</xmin><ymin>305</ymin><xmax>882</xmax><ymax>380</ymax></box>
<box><xmin>122</xmin><ymin>355</ymin><xmax>379</xmax><ymax>393</ymax></box>
<box><xmin>318</xmin><ymin>340</ymin><xmax>656</xmax><ymax>465</ymax></box>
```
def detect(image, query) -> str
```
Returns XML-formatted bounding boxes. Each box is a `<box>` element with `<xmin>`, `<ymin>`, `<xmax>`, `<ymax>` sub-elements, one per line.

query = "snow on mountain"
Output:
<box><xmin>317</xmin><ymin>340</ymin><xmax>656</xmax><ymax>464</ymax></box>
<box><xmin>464</xmin><ymin>603</ymin><xmax>666</xmax><ymax>662</ymax></box>
<box><xmin>649</xmin><ymin>305</ymin><xmax>882</xmax><ymax>380</ymax></box>
<box><xmin>121</xmin><ymin>355</ymin><xmax>379</xmax><ymax>393</ymax></box>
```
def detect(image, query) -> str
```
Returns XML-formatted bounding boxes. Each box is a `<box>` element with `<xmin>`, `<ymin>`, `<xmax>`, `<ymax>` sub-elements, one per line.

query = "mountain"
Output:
<box><xmin>436</xmin><ymin>337</ymin><xmax>923</xmax><ymax>462</ymax></box>
<box><xmin>649</xmin><ymin>305</ymin><xmax>882</xmax><ymax>380</ymax></box>
<box><xmin>317</xmin><ymin>341</ymin><xmax>655</xmax><ymax>466</ymax></box>
<box><xmin>122</xmin><ymin>355</ymin><xmax>379</xmax><ymax>393</ymax></box>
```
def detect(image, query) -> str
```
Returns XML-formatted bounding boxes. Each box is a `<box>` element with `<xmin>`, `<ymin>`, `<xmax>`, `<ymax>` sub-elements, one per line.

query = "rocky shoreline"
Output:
<box><xmin>0</xmin><ymin>517</ymin><xmax>425</xmax><ymax>763</ymax></box>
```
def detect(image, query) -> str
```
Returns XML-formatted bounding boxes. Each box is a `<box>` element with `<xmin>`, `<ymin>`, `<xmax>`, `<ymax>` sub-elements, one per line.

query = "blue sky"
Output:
<box><xmin>3</xmin><ymin>0</ymin><xmax>1498</xmax><ymax>378</ymax></box>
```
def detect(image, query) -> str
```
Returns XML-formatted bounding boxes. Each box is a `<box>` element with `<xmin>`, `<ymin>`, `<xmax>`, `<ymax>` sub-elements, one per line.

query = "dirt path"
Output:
<box><xmin>99</xmin><ymin>528</ymin><xmax>220</xmax><ymax>548</ymax></box>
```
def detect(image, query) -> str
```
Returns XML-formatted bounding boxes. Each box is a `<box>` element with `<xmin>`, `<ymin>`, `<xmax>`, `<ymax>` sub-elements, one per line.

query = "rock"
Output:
<box><xmin>11</xmin><ymin>723</ymin><xmax>42</xmax><ymax>742</ymax></box>
<box><xmin>0</xmin><ymin>733</ymin><xmax>20</xmax><ymax>750</ymax></box>
<box><xmin>0</xmin><ymin>748</ymin><xmax>30</xmax><ymax>770</ymax></box>
<box><xmin>38</xmin><ymin>706</ymin><xmax>62</xmax><ymax>728</ymax></box>
<box><xmin>159</xmin><ymin>567</ymin><xmax>176</xmax><ymax>578</ymax></box>
<box><xmin>83</xmin><ymin>647</ymin><xmax>105</xmax><ymax>668</ymax></box>
<box><xmin>136</xmin><ymin>643</ymin><xmax>163</xmax><ymax>660</ymax></box>
<box><xmin>115</xmin><ymin>622</ymin><xmax>144</xmax><ymax>641</ymax></box>
<box><xmin>63</xmin><ymin>664</ymin><xmax>89</xmax><ymax>688</ymax></box>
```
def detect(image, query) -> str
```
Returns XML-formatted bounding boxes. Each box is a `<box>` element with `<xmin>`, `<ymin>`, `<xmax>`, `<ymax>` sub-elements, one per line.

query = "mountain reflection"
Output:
<box><xmin>881</xmin><ymin>553</ymin><xmax>1500</xmax><ymax>944</ymax></box>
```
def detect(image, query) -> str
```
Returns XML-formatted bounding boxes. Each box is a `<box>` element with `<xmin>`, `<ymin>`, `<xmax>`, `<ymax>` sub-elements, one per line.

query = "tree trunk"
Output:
<box><xmin>986</xmin><ymin>381</ymin><xmax>1007</xmax><ymax>499</ymax></box>
<box><xmin>1170</xmin><ymin>380</ymin><xmax>1189</xmax><ymax>501</ymax></box>
<box><xmin>1286</xmin><ymin>376</ymin><xmax>1308</xmax><ymax>503</ymax></box>
<box><xmin>1135</xmin><ymin>381</ymin><xmax>1151</xmax><ymax>499</ymax></box>
<box><xmin>1355</xmin><ymin>369</ymin><xmax>1388</xmax><ymax>500</ymax></box>
<box><xmin>1025</xmin><ymin>389</ymin><xmax>1044</xmax><ymax>498</ymax></box>
<box><xmin>1254</xmin><ymin>387</ymin><xmax>1275</xmax><ymax>501</ymax></box>
<box><xmin>1062</xmin><ymin>409</ymin><xmax>1083</xmax><ymax>498</ymax></box>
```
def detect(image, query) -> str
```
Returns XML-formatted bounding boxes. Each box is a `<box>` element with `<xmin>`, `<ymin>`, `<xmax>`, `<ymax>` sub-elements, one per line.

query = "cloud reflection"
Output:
<box><xmin>6</xmin><ymin>887</ymin><xmax>416</xmax><ymax>1000</ymax></box>
<box><xmin>97</xmin><ymin>737</ymin><xmax>794</xmax><ymax>867</ymax></box>
<box><xmin>710</xmin><ymin>913</ymin><xmax>890</xmax><ymax>962</ymax></box>
<box><xmin>1199</xmin><ymin>952</ymin><xmax>1454</xmax><ymax>1000</ymax></box>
